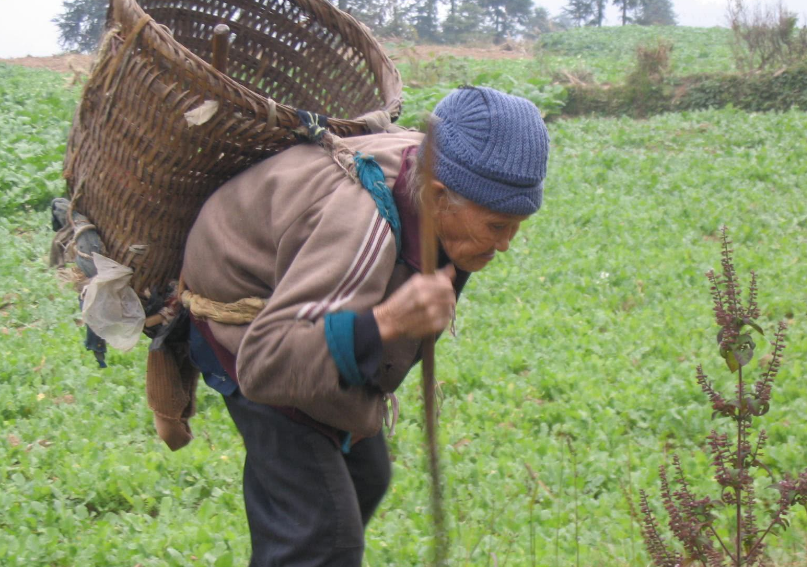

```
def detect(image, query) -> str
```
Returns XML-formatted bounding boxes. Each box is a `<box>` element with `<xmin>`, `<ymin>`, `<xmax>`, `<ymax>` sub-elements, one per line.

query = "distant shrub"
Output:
<box><xmin>563</xmin><ymin>60</ymin><xmax>807</xmax><ymax>118</ymax></box>
<box><xmin>620</xmin><ymin>40</ymin><xmax>674</xmax><ymax>117</ymax></box>
<box><xmin>674</xmin><ymin>63</ymin><xmax>807</xmax><ymax>112</ymax></box>
<box><xmin>632</xmin><ymin>40</ymin><xmax>673</xmax><ymax>80</ymax></box>
<box><xmin>562</xmin><ymin>39</ymin><xmax>675</xmax><ymax>118</ymax></box>
<box><xmin>727</xmin><ymin>0</ymin><xmax>807</xmax><ymax>73</ymax></box>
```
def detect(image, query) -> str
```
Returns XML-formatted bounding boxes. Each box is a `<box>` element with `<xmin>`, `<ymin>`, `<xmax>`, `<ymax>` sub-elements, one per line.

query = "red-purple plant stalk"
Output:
<box><xmin>640</xmin><ymin>226</ymin><xmax>806</xmax><ymax>567</ymax></box>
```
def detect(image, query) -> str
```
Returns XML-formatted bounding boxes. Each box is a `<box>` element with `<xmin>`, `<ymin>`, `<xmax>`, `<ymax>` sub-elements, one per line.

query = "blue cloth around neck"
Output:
<box><xmin>354</xmin><ymin>152</ymin><xmax>402</xmax><ymax>259</ymax></box>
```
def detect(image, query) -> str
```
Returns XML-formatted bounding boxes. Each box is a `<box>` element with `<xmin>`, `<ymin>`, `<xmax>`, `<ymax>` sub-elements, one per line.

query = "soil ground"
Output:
<box><xmin>386</xmin><ymin>41</ymin><xmax>533</xmax><ymax>62</ymax></box>
<box><xmin>0</xmin><ymin>54</ymin><xmax>94</xmax><ymax>74</ymax></box>
<box><xmin>0</xmin><ymin>43</ymin><xmax>529</xmax><ymax>74</ymax></box>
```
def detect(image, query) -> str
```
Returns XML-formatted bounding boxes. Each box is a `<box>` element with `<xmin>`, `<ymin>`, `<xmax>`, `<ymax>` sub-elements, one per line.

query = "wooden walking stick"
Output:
<box><xmin>420</xmin><ymin>122</ymin><xmax>449</xmax><ymax>566</ymax></box>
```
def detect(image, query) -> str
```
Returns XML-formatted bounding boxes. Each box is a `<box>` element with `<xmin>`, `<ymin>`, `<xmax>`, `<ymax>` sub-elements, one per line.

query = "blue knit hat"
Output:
<box><xmin>423</xmin><ymin>86</ymin><xmax>549</xmax><ymax>215</ymax></box>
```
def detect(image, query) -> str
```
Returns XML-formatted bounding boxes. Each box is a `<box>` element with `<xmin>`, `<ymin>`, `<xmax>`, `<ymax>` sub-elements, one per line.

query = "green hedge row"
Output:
<box><xmin>562</xmin><ymin>63</ymin><xmax>807</xmax><ymax>118</ymax></box>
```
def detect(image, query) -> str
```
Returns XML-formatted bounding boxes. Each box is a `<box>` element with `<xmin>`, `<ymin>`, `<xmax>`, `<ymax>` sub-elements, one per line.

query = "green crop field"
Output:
<box><xmin>394</xmin><ymin>26</ymin><xmax>740</xmax><ymax>128</ymax></box>
<box><xmin>534</xmin><ymin>25</ymin><xmax>735</xmax><ymax>82</ymax></box>
<box><xmin>394</xmin><ymin>26</ymin><xmax>735</xmax><ymax>92</ymax></box>
<box><xmin>2</xmin><ymin>24</ymin><xmax>807</xmax><ymax>566</ymax></box>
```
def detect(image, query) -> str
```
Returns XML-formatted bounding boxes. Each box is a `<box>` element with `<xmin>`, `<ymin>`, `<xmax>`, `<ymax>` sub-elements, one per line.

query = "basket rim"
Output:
<box><xmin>110</xmin><ymin>0</ymin><xmax>403</xmax><ymax>127</ymax></box>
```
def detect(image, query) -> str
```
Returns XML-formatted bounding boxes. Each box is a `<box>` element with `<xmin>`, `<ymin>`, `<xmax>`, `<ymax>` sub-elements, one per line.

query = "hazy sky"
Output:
<box><xmin>0</xmin><ymin>0</ymin><xmax>804</xmax><ymax>59</ymax></box>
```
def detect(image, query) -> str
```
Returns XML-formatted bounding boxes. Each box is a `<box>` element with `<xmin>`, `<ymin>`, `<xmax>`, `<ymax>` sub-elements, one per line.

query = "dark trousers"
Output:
<box><xmin>223</xmin><ymin>391</ymin><xmax>392</xmax><ymax>567</ymax></box>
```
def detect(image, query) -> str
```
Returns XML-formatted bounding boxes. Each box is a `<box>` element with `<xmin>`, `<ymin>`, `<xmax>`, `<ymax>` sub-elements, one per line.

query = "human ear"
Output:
<box><xmin>431</xmin><ymin>181</ymin><xmax>450</xmax><ymax>215</ymax></box>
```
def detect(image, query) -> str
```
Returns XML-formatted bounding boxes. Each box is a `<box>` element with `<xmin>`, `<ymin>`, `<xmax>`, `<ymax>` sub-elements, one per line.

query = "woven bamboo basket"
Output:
<box><xmin>64</xmin><ymin>0</ymin><xmax>403</xmax><ymax>297</ymax></box>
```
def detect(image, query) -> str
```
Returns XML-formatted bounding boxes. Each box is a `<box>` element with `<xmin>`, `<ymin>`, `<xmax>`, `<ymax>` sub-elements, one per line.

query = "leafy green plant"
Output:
<box><xmin>640</xmin><ymin>227</ymin><xmax>806</xmax><ymax>566</ymax></box>
<box><xmin>0</xmin><ymin>65</ymin><xmax>78</xmax><ymax>213</ymax></box>
<box><xmin>536</xmin><ymin>26</ymin><xmax>735</xmax><ymax>83</ymax></box>
<box><xmin>397</xmin><ymin>46</ymin><xmax>474</xmax><ymax>87</ymax></box>
<box><xmin>2</xmin><ymin>61</ymin><xmax>807</xmax><ymax>567</ymax></box>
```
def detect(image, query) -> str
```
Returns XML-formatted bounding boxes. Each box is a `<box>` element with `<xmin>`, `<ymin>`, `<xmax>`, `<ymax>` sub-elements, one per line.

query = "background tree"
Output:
<box><xmin>563</xmin><ymin>0</ymin><xmax>595</xmax><ymax>27</ymax></box>
<box><xmin>347</xmin><ymin>0</ymin><xmax>387</xmax><ymax>33</ymax></box>
<box><xmin>413</xmin><ymin>0</ymin><xmax>441</xmax><ymax>42</ymax></box>
<box><xmin>589</xmin><ymin>0</ymin><xmax>606</xmax><ymax>26</ymax></box>
<box><xmin>484</xmin><ymin>0</ymin><xmax>533</xmax><ymax>42</ymax></box>
<box><xmin>339</xmin><ymin>0</ymin><xmax>415</xmax><ymax>38</ymax></box>
<box><xmin>635</xmin><ymin>0</ymin><xmax>677</xmax><ymax>25</ymax></box>
<box><xmin>442</xmin><ymin>1</ymin><xmax>487</xmax><ymax>43</ymax></box>
<box><xmin>522</xmin><ymin>6</ymin><xmax>554</xmax><ymax>38</ymax></box>
<box><xmin>612</xmin><ymin>0</ymin><xmax>639</xmax><ymax>25</ymax></box>
<box><xmin>551</xmin><ymin>12</ymin><xmax>575</xmax><ymax>30</ymax></box>
<box><xmin>381</xmin><ymin>0</ymin><xmax>416</xmax><ymax>38</ymax></box>
<box><xmin>54</xmin><ymin>0</ymin><xmax>108</xmax><ymax>53</ymax></box>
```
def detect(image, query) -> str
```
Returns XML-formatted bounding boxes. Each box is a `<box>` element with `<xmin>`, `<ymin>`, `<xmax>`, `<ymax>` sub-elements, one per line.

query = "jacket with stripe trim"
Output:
<box><xmin>183</xmin><ymin>131</ymin><xmax>439</xmax><ymax>437</ymax></box>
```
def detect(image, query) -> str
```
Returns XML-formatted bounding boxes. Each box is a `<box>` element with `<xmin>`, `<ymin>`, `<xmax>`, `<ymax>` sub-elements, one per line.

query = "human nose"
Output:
<box><xmin>495</xmin><ymin>225</ymin><xmax>518</xmax><ymax>252</ymax></box>
<box><xmin>495</xmin><ymin>233</ymin><xmax>511</xmax><ymax>252</ymax></box>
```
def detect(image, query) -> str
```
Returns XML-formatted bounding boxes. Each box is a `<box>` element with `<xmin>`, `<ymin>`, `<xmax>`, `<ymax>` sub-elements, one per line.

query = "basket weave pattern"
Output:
<box><xmin>64</xmin><ymin>0</ymin><xmax>402</xmax><ymax>295</ymax></box>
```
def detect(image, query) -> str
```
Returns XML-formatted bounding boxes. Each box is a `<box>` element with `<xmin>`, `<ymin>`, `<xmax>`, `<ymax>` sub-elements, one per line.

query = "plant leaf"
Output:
<box><xmin>753</xmin><ymin>459</ymin><xmax>774</xmax><ymax>479</ymax></box>
<box><xmin>746</xmin><ymin>319</ymin><xmax>765</xmax><ymax>336</ymax></box>
<box><xmin>732</xmin><ymin>333</ymin><xmax>756</xmax><ymax>367</ymax></box>
<box><xmin>724</xmin><ymin>349</ymin><xmax>740</xmax><ymax>372</ymax></box>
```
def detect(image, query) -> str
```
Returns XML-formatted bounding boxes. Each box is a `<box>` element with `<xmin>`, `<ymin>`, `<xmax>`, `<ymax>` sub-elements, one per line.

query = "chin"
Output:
<box><xmin>456</xmin><ymin>257</ymin><xmax>493</xmax><ymax>272</ymax></box>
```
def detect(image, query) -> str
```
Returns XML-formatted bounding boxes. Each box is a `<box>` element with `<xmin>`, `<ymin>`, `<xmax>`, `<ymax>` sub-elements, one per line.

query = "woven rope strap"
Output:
<box><xmin>181</xmin><ymin>290</ymin><xmax>266</xmax><ymax>325</ymax></box>
<box><xmin>296</xmin><ymin>111</ymin><xmax>402</xmax><ymax>257</ymax></box>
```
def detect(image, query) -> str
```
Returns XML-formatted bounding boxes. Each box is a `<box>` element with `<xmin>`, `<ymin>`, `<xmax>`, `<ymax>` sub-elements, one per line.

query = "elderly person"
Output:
<box><xmin>181</xmin><ymin>86</ymin><xmax>549</xmax><ymax>566</ymax></box>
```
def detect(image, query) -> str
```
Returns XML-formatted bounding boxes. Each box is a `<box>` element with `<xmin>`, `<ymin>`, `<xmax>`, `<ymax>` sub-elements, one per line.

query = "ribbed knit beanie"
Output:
<box><xmin>423</xmin><ymin>86</ymin><xmax>550</xmax><ymax>215</ymax></box>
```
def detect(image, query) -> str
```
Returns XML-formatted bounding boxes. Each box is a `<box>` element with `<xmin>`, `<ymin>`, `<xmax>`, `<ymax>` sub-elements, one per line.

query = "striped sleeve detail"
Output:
<box><xmin>295</xmin><ymin>211</ymin><xmax>392</xmax><ymax>322</ymax></box>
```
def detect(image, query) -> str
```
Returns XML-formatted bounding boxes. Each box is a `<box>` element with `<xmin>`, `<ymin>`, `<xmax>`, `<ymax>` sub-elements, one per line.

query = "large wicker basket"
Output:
<box><xmin>64</xmin><ymin>0</ymin><xmax>403</xmax><ymax>297</ymax></box>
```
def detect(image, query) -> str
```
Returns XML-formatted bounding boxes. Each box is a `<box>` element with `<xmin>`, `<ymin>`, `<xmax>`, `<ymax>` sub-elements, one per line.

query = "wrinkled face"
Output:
<box><xmin>432</xmin><ymin>184</ymin><xmax>530</xmax><ymax>273</ymax></box>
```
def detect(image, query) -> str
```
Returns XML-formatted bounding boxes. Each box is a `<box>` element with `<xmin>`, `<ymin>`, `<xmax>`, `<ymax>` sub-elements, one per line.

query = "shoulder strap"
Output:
<box><xmin>296</xmin><ymin>110</ymin><xmax>402</xmax><ymax>259</ymax></box>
